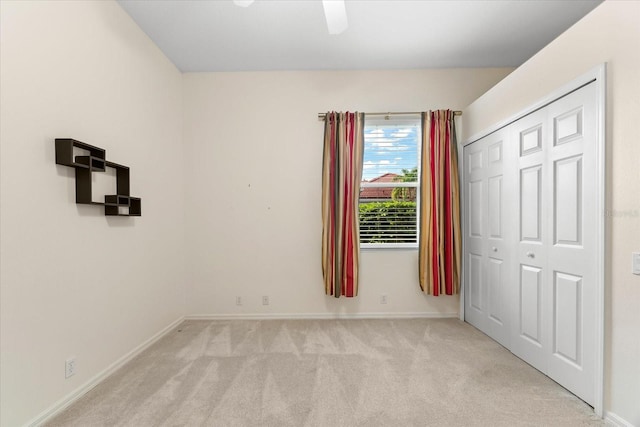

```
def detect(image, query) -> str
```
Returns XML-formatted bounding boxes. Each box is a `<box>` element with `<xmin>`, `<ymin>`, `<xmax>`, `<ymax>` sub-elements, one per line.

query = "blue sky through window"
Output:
<box><xmin>362</xmin><ymin>121</ymin><xmax>420</xmax><ymax>182</ymax></box>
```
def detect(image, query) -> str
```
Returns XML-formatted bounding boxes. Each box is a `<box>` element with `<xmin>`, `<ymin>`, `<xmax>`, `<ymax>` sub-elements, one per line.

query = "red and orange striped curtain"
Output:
<box><xmin>321</xmin><ymin>112</ymin><xmax>365</xmax><ymax>298</ymax></box>
<box><xmin>419</xmin><ymin>110</ymin><xmax>461</xmax><ymax>295</ymax></box>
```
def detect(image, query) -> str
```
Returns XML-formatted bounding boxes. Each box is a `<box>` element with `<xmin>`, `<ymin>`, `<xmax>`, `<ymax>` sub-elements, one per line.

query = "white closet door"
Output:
<box><xmin>465</xmin><ymin>81</ymin><xmax>599</xmax><ymax>407</ymax></box>
<box><xmin>511</xmin><ymin>108</ymin><xmax>549</xmax><ymax>373</ymax></box>
<box><xmin>545</xmin><ymin>83</ymin><xmax>597</xmax><ymax>405</ymax></box>
<box><xmin>486</xmin><ymin>130</ymin><xmax>512</xmax><ymax>347</ymax></box>
<box><xmin>510</xmin><ymin>83</ymin><xmax>597</xmax><ymax>405</ymax></box>
<box><xmin>463</xmin><ymin>128</ymin><xmax>511</xmax><ymax>347</ymax></box>
<box><xmin>464</xmin><ymin>138</ymin><xmax>488</xmax><ymax>333</ymax></box>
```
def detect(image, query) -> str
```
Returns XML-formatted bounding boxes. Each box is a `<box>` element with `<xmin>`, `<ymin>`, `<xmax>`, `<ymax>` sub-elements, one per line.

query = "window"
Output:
<box><xmin>360</xmin><ymin>115</ymin><xmax>421</xmax><ymax>248</ymax></box>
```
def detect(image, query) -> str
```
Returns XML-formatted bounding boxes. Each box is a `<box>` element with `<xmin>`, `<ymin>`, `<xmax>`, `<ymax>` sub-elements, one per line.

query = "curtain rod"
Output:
<box><xmin>318</xmin><ymin>111</ymin><xmax>462</xmax><ymax>121</ymax></box>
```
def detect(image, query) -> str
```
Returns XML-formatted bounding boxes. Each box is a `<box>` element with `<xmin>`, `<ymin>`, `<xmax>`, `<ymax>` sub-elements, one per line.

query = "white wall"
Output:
<box><xmin>0</xmin><ymin>2</ymin><xmax>185</xmax><ymax>426</ymax></box>
<box><xmin>183</xmin><ymin>69</ymin><xmax>512</xmax><ymax>318</ymax></box>
<box><xmin>463</xmin><ymin>1</ymin><xmax>640</xmax><ymax>424</ymax></box>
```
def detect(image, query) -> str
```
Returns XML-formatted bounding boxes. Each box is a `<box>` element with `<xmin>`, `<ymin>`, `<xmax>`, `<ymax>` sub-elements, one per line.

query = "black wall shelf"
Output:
<box><xmin>55</xmin><ymin>139</ymin><xmax>141</xmax><ymax>217</ymax></box>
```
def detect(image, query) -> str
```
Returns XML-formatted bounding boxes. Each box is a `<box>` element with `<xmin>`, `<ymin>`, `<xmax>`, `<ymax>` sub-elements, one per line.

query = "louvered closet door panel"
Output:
<box><xmin>511</xmin><ymin>109</ymin><xmax>549</xmax><ymax>374</ymax></box>
<box><xmin>545</xmin><ymin>83</ymin><xmax>597</xmax><ymax>405</ymax></box>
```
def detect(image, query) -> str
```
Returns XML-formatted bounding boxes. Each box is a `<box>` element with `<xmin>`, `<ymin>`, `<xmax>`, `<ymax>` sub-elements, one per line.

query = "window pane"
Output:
<box><xmin>359</xmin><ymin>194</ymin><xmax>417</xmax><ymax>244</ymax></box>
<box><xmin>360</xmin><ymin>118</ymin><xmax>420</xmax><ymax>246</ymax></box>
<box><xmin>363</xmin><ymin>122</ymin><xmax>420</xmax><ymax>182</ymax></box>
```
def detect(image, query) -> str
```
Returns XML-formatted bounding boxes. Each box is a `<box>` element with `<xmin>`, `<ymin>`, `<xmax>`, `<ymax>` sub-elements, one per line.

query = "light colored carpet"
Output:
<box><xmin>47</xmin><ymin>318</ymin><xmax>603</xmax><ymax>426</ymax></box>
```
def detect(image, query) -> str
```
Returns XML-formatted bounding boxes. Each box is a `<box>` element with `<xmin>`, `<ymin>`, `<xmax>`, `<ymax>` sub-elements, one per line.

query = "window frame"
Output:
<box><xmin>359</xmin><ymin>116</ymin><xmax>422</xmax><ymax>250</ymax></box>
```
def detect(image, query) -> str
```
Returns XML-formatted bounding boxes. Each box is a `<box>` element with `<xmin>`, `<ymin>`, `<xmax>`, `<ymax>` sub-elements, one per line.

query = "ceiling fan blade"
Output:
<box><xmin>233</xmin><ymin>0</ymin><xmax>254</xmax><ymax>7</ymax></box>
<box><xmin>322</xmin><ymin>0</ymin><xmax>348</xmax><ymax>35</ymax></box>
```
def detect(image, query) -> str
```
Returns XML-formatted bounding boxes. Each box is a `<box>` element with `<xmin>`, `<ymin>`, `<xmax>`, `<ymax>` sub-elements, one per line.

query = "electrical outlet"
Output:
<box><xmin>236</xmin><ymin>296</ymin><xmax>242</xmax><ymax>306</ymax></box>
<box><xmin>380</xmin><ymin>294</ymin><xmax>388</xmax><ymax>304</ymax></box>
<box><xmin>633</xmin><ymin>252</ymin><xmax>640</xmax><ymax>275</ymax></box>
<box><xmin>65</xmin><ymin>357</ymin><xmax>76</xmax><ymax>379</ymax></box>
<box><xmin>262</xmin><ymin>296</ymin><xmax>269</xmax><ymax>305</ymax></box>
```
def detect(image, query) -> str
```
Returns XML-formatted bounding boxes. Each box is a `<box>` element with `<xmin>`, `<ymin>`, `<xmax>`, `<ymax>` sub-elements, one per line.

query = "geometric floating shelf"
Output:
<box><xmin>55</xmin><ymin>138</ymin><xmax>141</xmax><ymax>216</ymax></box>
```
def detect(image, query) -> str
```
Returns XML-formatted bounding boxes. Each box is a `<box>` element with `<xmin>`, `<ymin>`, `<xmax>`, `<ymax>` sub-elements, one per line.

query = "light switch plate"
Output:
<box><xmin>633</xmin><ymin>252</ymin><xmax>640</xmax><ymax>275</ymax></box>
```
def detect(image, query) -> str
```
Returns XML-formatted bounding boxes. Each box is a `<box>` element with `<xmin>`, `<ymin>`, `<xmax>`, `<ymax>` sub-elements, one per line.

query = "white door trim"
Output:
<box><xmin>459</xmin><ymin>63</ymin><xmax>606</xmax><ymax>417</ymax></box>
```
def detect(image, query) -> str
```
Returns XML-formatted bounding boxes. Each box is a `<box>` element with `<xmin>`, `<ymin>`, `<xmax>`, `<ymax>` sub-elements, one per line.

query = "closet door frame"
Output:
<box><xmin>459</xmin><ymin>64</ymin><xmax>606</xmax><ymax>416</ymax></box>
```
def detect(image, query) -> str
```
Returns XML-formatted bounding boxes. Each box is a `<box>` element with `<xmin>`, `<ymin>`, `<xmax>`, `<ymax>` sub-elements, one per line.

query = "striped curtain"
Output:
<box><xmin>321</xmin><ymin>112</ymin><xmax>365</xmax><ymax>298</ymax></box>
<box><xmin>419</xmin><ymin>110</ymin><xmax>461</xmax><ymax>295</ymax></box>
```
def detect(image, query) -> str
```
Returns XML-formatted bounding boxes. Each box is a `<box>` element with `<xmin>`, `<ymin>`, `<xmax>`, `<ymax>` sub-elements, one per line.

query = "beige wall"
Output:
<box><xmin>182</xmin><ymin>68</ymin><xmax>512</xmax><ymax>318</ymax></box>
<box><xmin>463</xmin><ymin>1</ymin><xmax>640</xmax><ymax>424</ymax></box>
<box><xmin>0</xmin><ymin>2</ymin><xmax>186</xmax><ymax>426</ymax></box>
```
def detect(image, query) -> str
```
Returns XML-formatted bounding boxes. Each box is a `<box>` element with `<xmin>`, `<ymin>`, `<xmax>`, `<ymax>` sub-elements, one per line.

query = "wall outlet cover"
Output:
<box><xmin>65</xmin><ymin>357</ymin><xmax>76</xmax><ymax>379</ymax></box>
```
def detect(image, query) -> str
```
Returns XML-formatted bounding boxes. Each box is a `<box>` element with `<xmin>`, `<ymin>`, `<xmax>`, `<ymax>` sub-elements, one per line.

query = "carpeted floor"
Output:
<box><xmin>47</xmin><ymin>318</ymin><xmax>603</xmax><ymax>426</ymax></box>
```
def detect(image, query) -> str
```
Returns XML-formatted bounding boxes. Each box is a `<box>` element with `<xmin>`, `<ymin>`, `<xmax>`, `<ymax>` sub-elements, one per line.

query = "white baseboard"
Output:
<box><xmin>26</xmin><ymin>316</ymin><xmax>185</xmax><ymax>427</ymax></box>
<box><xmin>604</xmin><ymin>411</ymin><xmax>636</xmax><ymax>427</ymax></box>
<box><xmin>185</xmin><ymin>312</ymin><xmax>459</xmax><ymax>320</ymax></box>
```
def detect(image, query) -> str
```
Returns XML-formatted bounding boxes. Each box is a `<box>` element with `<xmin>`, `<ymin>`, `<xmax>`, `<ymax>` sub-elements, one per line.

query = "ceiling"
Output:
<box><xmin>116</xmin><ymin>0</ymin><xmax>602</xmax><ymax>72</ymax></box>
